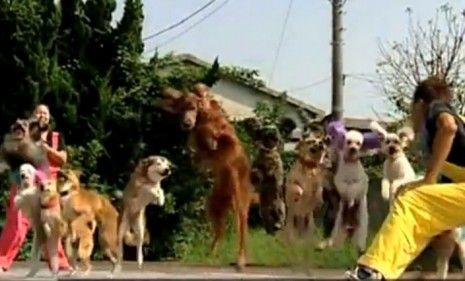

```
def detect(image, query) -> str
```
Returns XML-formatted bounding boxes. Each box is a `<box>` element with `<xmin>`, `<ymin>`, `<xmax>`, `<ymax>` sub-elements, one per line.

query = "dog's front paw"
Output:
<box><xmin>153</xmin><ymin>189</ymin><xmax>165</xmax><ymax>206</ymax></box>
<box><xmin>43</xmin><ymin>223</ymin><xmax>51</xmax><ymax>238</ymax></box>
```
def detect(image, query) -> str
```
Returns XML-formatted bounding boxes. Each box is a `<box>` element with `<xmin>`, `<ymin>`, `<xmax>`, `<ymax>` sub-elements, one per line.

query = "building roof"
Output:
<box><xmin>175</xmin><ymin>53</ymin><xmax>325</xmax><ymax>117</ymax></box>
<box><xmin>175</xmin><ymin>53</ymin><xmax>392</xmax><ymax>131</ymax></box>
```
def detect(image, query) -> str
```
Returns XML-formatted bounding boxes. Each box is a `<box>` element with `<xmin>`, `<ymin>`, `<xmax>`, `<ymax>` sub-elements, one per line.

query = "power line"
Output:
<box><xmin>144</xmin><ymin>0</ymin><xmax>229</xmax><ymax>54</ymax></box>
<box><xmin>142</xmin><ymin>0</ymin><xmax>217</xmax><ymax>42</ymax></box>
<box><xmin>287</xmin><ymin>77</ymin><xmax>331</xmax><ymax>92</ymax></box>
<box><xmin>268</xmin><ymin>0</ymin><xmax>294</xmax><ymax>87</ymax></box>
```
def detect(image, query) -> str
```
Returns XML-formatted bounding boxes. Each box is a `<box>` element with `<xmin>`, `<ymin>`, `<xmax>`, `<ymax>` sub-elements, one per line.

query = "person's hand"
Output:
<box><xmin>40</xmin><ymin>141</ymin><xmax>51</xmax><ymax>152</ymax></box>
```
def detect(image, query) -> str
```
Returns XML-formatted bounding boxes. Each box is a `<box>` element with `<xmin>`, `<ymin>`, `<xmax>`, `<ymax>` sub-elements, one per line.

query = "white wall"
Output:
<box><xmin>210</xmin><ymin>79</ymin><xmax>308</xmax><ymax>129</ymax></box>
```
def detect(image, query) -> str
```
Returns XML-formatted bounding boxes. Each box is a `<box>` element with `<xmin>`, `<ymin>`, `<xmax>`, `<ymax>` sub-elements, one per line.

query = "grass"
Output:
<box><xmin>180</xmin><ymin>225</ymin><xmax>359</xmax><ymax>270</ymax></box>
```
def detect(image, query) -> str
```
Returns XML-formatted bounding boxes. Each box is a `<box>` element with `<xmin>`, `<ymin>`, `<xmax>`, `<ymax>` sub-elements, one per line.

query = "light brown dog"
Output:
<box><xmin>117</xmin><ymin>155</ymin><xmax>173</xmax><ymax>270</ymax></box>
<box><xmin>157</xmin><ymin>83</ymin><xmax>253</xmax><ymax>271</ymax></box>
<box><xmin>40</xmin><ymin>179</ymin><xmax>67</xmax><ymax>239</ymax></box>
<box><xmin>66</xmin><ymin>215</ymin><xmax>97</xmax><ymax>275</ymax></box>
<box><xmin>283</xmin><ymin>131</ymin><xmax>329</xmax><ymax>243</ymax></box>
<box><xmin>56</xmin><ymin>169</ymin><xmax>119</xmax><ymax>275</ymax></box>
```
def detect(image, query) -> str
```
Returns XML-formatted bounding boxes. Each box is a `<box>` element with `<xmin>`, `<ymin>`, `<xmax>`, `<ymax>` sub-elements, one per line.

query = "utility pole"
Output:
<box><xmin>330</xmin><ymin>0</ymin><xmax>344</xmax><ymax>120</ymax></box>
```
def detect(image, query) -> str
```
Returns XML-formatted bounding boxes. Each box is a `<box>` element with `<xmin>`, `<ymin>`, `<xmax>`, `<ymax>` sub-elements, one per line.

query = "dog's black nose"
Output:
<box><xmin>161</xmin><ymin>169</ymin><xmax>171</xmax><ymax>176</ymax></box>
<box><xmin>349</xmin><ymin>147</ymin><xmax>357</xmax><ymax>153</ymax></box>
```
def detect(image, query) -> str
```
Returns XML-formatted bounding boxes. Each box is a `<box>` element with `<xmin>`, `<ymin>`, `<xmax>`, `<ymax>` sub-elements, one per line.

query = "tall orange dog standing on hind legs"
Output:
<box><xmin>157</xmin><ymin>83</ymin><xmax>252</xmax><ymax>271</ymax></box>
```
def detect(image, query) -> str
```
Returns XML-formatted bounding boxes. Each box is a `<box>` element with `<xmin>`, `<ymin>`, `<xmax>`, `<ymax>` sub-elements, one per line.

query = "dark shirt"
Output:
<box><xmin>425</xmin><ymin>100</ymin><xmax>465</xmax><ymax>167</ymax></box>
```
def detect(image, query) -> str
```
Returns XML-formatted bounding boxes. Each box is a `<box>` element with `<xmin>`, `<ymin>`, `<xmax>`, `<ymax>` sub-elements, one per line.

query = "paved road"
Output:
<box><xmin>0</xmin><ymin>261</ymin><xmax>463</xmax><ymax>280</ymax></box>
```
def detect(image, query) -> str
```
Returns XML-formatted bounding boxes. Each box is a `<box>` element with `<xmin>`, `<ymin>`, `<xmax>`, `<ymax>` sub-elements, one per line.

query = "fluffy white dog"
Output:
<box><xmin>369</xmin><ymin>121</ymin><xmax>417</xmax><ymax>204</ymax></box>
<box><xmin>319</xmin><ymin>130</ymin><xmax>369</xmax><ymax>255</ymax></box>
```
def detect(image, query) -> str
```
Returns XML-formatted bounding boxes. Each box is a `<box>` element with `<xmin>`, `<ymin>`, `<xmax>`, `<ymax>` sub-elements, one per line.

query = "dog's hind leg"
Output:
<box><xmin>432</xmin><ymin>232</ymin><xmax>456</xmax><ymax>279</ymax></box>
<box><xmin>115</xmin><ymin>211</ymin><xmax>129</xmax><ymax>274</ymax></box>
<box><xmin>352</xmin><ymin>197</ymin><xmax>368</xmax><ymax>255</ymax></box>
<box><xmin>135</xmin><ymin>210</ymin><xmax>145</xmax><ymax>269</ymax></box>
<box><xmin>207</xmin><ymin>189</ymin><xmax>231</xmax><ymax>256</ymax></box>
<box><xmin>47</xmin><ymin>236</ymin><xmax>60</xmax><ymax>276</ymax></box>
<box><xmin>232</xmin><ymin>189</ymin><xmax>249</xmax><ymax>272</ymax></box>
<box><xmin>26</xmin><ymin>232</ymin><xmax>42</xmax><ymax>277</ymax></box>
<box><xmin>457</xmin><ymin>239</ymin><xmax>465</xmax><ymax>277</ymax></box>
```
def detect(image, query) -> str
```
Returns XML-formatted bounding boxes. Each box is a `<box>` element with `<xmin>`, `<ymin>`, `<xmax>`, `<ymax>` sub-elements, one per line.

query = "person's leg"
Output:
<box><xmin>346</xmin><ymin>182</ymin><xmax>465</xmax><ymax>280</ymax></box>
<box><xmin>0</xmin><ymin>184</ymin><xmax>31</xmax><ymax>271</ymax></box>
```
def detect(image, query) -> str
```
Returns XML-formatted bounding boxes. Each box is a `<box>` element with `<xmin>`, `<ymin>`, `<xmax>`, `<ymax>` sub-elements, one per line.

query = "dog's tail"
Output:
<box><xmin>95</xmin><ymin>197</ymin><xmax>119</xmax><ymax>266</ymax></box>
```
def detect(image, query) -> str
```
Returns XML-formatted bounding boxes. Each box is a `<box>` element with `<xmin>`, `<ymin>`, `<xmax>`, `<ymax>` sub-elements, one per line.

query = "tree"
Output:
<box><xmin>376</xmin><ymin>3</ymin><xmax>465</xmax><ymax>115</ymax></box>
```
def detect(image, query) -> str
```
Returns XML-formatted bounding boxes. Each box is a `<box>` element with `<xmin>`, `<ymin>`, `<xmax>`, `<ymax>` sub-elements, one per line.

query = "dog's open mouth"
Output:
<box><xmin>388</xmin><ymin>146</ymin><xmax>398</xmax><ymax>155</ymax></box>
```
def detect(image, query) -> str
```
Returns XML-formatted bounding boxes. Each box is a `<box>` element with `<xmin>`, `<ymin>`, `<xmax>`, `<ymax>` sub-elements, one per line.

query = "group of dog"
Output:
<box><xmin>156</xmin><ymin>83</ymin><xmax>465</xmax><ymax>279</ymax></box>
<box><xmin>1</xmin><ymin>82</ymin><xmax>464</xmax><ymax>279</ymax></box>
<box><xmin>0</xmin><ymin>118</ymin><xmax>175</xmax><ymax>277</ymax></box>
<box><xmin>245</xmin><ymin>108</ymin><xmax>465</xmax><ymax>279</ymax></box>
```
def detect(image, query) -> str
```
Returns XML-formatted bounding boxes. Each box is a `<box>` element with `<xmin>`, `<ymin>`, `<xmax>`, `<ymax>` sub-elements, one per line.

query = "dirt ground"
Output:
<box><xmin>0</xmin><ymin>261</ymin><xmax>464</xmax><ymax>280</ymax></box>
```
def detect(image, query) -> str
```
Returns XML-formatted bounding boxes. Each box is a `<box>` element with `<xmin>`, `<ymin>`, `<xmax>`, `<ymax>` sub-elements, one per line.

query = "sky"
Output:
<box><xmin>113</xmin><ymin>0</ymin><xmax>465</xmax><ymax>119</ymax></box>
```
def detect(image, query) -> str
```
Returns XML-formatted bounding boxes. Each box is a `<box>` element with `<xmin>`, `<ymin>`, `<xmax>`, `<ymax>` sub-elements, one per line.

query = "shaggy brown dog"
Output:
<box><xmin>243</xmin><ymin>117</ymin><xmax>296</xmax><ymax>235</ymax></box>
<box><xmin>157</xmin><ymin>83</ymin><xmax>252</xmax><ymax>271</ymax></box>
<box><xmin>56</xmin><ymin>169</ymin><xmax>119</xmax><ymax>275</ymax></box>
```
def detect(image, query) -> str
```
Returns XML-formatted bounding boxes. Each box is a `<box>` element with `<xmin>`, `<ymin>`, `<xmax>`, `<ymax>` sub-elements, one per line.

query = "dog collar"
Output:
<box><xmin>59</xmin><ymin>190</ymin><xmax>70</xmax><ymax>197</ymax></box>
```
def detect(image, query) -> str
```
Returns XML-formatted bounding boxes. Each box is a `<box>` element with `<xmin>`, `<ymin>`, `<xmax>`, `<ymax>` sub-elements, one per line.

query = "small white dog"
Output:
<box><xmin>117</xmin><ymin>155</ymin><xmax>174</xmax><ymax>271</ymax></box>
<box><xmin>369</xmin><ymin>121</ymin><xmax>417</xmax><ymax>204</ymax></box>
<box><xmin>319</xmin><ymin>130</ymin><xmax>369</xmax><ymax>254</ymax></box>
<box><xmin>15</xmin><ymin>163</ymin><xmax>60</xmax><ymax>277</ymax></box>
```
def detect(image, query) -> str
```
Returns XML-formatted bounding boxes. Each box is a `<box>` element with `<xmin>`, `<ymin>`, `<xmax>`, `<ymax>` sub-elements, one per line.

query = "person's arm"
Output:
<box><xmin>42</xmin><ymin>132</ymin><xmax>67</xmax><ymax>165</ymax></box>
<box><xmin>423</xmin><ymin>112</ymin><xmax>457</xmax><ymax>184</ymax></box>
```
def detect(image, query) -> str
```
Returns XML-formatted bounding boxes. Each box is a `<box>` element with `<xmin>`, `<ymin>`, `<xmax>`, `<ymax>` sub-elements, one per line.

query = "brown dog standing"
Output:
<box><xmin>157</xmin><ymin>83</ymin><xmax>253</xmax><ymax>271</ymax></box>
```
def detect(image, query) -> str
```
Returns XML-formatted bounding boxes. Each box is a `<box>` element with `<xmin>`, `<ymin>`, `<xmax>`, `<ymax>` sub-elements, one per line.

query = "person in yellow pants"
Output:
<box><xmin>345</xmin><ymin>76</ymin><xmax>465</xmax><ymax>280</ymax></box>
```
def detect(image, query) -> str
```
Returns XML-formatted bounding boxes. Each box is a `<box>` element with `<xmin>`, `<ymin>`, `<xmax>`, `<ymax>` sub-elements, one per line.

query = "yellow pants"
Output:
<box><xmin>358</xmin><ymin>162</ymin><xmax>465</xmax><ymax>279</ymax></box>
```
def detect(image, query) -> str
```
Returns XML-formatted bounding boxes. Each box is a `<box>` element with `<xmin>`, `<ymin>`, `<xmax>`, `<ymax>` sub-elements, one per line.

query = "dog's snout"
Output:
<box><xmin>349</xmin><ymin>147</ymin><xmax>357</xmax><ymax>153</ymax></box>
<box><xmin>388</xmin><ymin>146</ymin><xmax>397</xmax><ymax>155</ymax></box>
<box><xmin>161</xmin><ymin>168</ymin><xmax>171</xmax><ymax>176</ymax></box>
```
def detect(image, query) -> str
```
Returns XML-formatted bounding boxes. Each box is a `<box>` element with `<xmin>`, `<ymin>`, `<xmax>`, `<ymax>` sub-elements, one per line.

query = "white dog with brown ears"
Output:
<box><xmin>369</xmin><ymin>121</ymin><xmax>417</xmax><ymax>205</ymax></box>
<box><xmin>318</xmin><ymin>129</ymin><xmax>369</xmax><ymax>255</ymax></box>
<box><xmin>116</xmin><ymin>155</ymin><xmax>175</xmax><ymax>272</ymax></box>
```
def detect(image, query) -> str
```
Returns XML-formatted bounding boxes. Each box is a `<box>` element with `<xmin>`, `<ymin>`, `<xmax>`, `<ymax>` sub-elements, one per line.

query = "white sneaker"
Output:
<box><xmin>345</xmin><ymin>266</ymin><xmax>384</xmax><ymax>280</ymax></box>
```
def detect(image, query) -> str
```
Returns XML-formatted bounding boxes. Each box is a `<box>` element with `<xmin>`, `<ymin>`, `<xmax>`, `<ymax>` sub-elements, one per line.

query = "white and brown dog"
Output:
<box><xmin>117</xmin><ymin>155</ymin><xmax>174</xmax><ymax>271</ymax></box>
<box><xmin>14</xmin><ymin>164</ymin><xmax>62</xmax><ymax>277</ymax></box>
<box><xmin>369</xmin><ymin>121</ymin><xmax>417</xmax><ymax>205</ymax></box>
<box><xmin>318</xmin><ymin>130</ymin><xmax>369</xmax><ymax>255</ymax></box>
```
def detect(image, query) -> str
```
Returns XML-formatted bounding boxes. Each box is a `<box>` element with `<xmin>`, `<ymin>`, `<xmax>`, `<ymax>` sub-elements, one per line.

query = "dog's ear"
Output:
<box><xmin>192</xmin><ymin>83</ymin><xmax>210</xmax><ymax>98</ymax></box>
<box><xmin>154</xmin><ymin>87</ymin><xmax>184</xmax><ymax>113</ymax></box>
<box><xmin>57</xmin><ymin>169</ymin><xmax>68</xmax><ymax>180</ymax></box>
<box><xmin>140</xmin><ymin>156</ymin><xmax>155</xmax><ymax>171</ymax></box>
<box><xmin>278</xmin><ymin>117</ymin><xmax>297</xmax><ymax>140</ymax></box>
<box><xmin>71</xmin><ymin>169</ymin><xmax>83</xmax><ymax>179</ymax></box>
<box><xmin>397</xmin><ymin>126</ymin><xmax>415</xmax><ymax>148</ymax></box>
<box><xmin>242</xmin><ymin>117</ymin><xmax>263</xmax><ymax>139</ymax></box>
